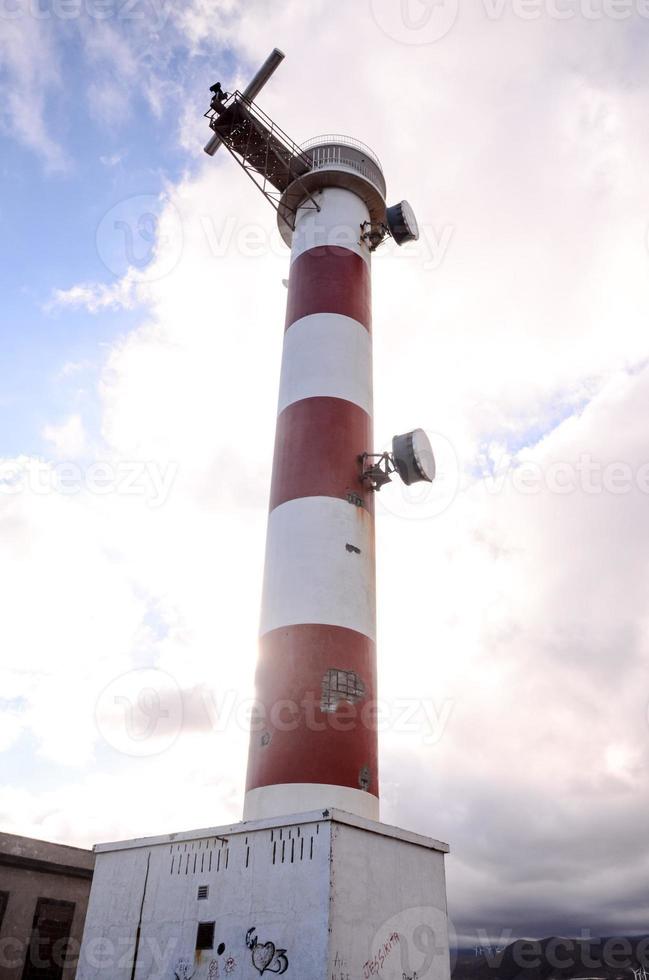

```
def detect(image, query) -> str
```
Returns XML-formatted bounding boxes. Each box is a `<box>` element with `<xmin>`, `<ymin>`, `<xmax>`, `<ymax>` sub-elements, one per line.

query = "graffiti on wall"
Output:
<box><xmin>174</xmin><ymin>960</ymin><xmax>196</xmax><ymax>980</ymax></box>
<box><xmin>207</xmin><ymin>955</ymin><xmax>237</xmax><ymax>977</ymax></box>
<box><xmin>331</xmin><ymin>950</ymin><xmax>351</xmax><ymax>980</ymax></box>
<box><xmin>246</xmin><ymin>927</ymin><xmax>289</xmax><ymax>975</ymax></box>
<box><xmin>362</xmin><ymin>932</ymin><xmax>401</xmax><ymax>978</ymax></box>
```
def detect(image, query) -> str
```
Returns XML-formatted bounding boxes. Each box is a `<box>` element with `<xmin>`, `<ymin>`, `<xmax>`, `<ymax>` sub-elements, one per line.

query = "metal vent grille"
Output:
<box><xmin>270</xmin><ymin>825</ymin><xmax>317</xmax><ymax>864</ymax></box>
<box><xmin>197</xmin><ymin>885</ymin><xmax>209</xmax><ymax>900</ymax></box>
<box><xmin>169</xmin><ymin>838</ymin><xmax>229</xmax><ymax>876</ymax></box>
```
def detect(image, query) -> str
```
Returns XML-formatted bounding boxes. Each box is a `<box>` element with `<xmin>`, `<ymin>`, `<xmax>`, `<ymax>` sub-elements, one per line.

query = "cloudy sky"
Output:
<box><xmin>2</xmin><ymin>0</ymin><xmax>649</xmax><ymax>944</ymax></box>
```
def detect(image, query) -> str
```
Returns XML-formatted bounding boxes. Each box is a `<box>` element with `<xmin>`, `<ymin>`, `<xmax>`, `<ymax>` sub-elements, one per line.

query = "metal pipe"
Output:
<box><xmin>204</xmin><ymin>47</ymin><xmax>286</xmax><ymax>156</ymax></box>
<box><xmin>242</xmin><ymin>47</ymin><xmax>285</xmax><ymax>101</ymax></box>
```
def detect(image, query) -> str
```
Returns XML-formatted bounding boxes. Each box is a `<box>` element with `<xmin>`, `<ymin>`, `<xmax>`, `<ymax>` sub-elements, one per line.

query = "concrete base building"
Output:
<box><xmin>0</xmin><ymin>832</ymin><xmax>94</xmax><ymax>980</ymax></box>
<box><xmin>77</xmin><ymin>810</ymin><xmax>451</xmax><ymax>980</ymax></box>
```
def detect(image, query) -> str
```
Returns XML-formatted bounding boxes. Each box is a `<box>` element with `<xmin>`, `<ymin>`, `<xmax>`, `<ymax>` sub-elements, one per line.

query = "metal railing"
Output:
<box><xmin>204</xmin><ymin>91</ymin><xmax>321</xmax><ymax>227</ymax></box>
<box><xmin>301</xmin><ymin>134</ymin><xmax>383</xmax><ymax>172</ymax></box>
<box><xmin>207</xmin><ymin>91</ymin><xmax>313</xmax><ymax>174</ymax></box>
<box><xmin>302</xmin><ymin>137</ymin><xmax>386</xmax><ymax>197</ymax></box>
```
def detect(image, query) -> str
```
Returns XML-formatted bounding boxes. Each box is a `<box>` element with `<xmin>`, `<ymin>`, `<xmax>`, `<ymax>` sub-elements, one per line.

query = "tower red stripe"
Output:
<box><xmin>285</xmin><ymin>247</ymin><xmax>372</xmax><ymax>332</ymax></box>
<box><xmin>269</xmin><ymin>397</ymin><xmax>374</xmax><ymax>513</ymax></box>
<box><xmin>245</xmin><ymin>624</ymin><xmax>379</xmax><ymax>796</ymax></box>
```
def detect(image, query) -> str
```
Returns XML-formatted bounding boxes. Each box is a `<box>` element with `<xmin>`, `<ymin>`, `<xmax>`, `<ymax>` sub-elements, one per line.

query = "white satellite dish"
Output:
<box><xmin>386</xmin><ymin>200</ymin><xmax>419</xmax><ymax>245</ymax></box>
<box><xmin>392</xmin><ymin>429</ymin><xmax>436</xmax><ymax>485</ymax></box>
<box><xmin>360</xmin><ymin>429</ymin><xmax>436</xmax><ymax>491</ymax></box>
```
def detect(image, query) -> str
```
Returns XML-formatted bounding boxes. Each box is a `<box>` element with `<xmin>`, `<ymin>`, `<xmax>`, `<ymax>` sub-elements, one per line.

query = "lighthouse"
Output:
<box><xmin>77</xmin><ymin>50</ymin><xmax>450</xmax><ymax>980</ymax></box>
<box><xmin>234</xmin><ymin>89</ymin><xmax>426</xmax><ymax>828</ymax></box>
<box><xmin>244</xmin><ymin>145</ymin><xmax>382</xmax><ymax>823</ymax></box>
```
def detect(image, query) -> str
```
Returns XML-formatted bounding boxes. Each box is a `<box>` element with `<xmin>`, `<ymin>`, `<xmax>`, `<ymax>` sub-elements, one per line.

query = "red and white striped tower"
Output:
<box><xmin>243</xmin><ymin>137</ymin><xmax>389</xmax><ymax>823</ymax></box>
<box><xmin>75</xmin><ymin>72</ymin><xmax>448</xmax><ymax>980</ymax></box>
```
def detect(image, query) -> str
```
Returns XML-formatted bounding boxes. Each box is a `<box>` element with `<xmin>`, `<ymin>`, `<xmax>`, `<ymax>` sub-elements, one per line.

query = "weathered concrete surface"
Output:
<box><xmin>0</xmin><ymin>832</ymin><xmax>94</xmax><ymax>980</ymax></box>
<box><xmin>77</xmin><ymin>810</ymin><xmax>450</xmax><ymax>980</ymax></box>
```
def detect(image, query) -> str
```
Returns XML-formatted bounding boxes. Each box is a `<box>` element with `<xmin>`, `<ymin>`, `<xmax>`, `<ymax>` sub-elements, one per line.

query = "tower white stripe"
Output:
<box><xmin>278</xmin><ymin>313</ymin><xmax>373</xmax><ymax>416</ymax></box>
<box><xmin>244</xmin><ymin>784</ymin><xmax>379</xmax><ymax>823</ymax></box>
<box><xmin>290</xmin><ymin>187</ymin><xmax>372</xmax><ymax>266</ymax></box>
<box><xmin>259</xmin><ymin>496</ymin><xmax>376</xmax><ymax>640</ymax></box>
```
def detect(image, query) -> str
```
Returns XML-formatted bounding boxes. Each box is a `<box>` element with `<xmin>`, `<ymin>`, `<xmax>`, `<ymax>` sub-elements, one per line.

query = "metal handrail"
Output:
<box><xmin>231</xmin><ymin>91</ymin><xmax>313</xmax><ymax>168</ymax></box>
<box><xmin>306</xmin><ymin>143</ymin><xmax>387</xmax><ymax>197</ymax></box>
<box><xmin>312</xmin><ymin>153</ymin><xmax>385</xmax><ymax>192</ymax></box>
<box><xmin>300</xmin><ymin>134</ymin><xmax>383</xmax><ymax>172</ymax></box>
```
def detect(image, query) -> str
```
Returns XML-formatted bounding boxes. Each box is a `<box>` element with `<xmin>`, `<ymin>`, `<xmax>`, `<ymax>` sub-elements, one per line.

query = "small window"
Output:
<box><xmin>197</xmin><ymin>885</ymin><xmax>209</xmax><ymax>900</ymax></box>
<box><xmin>196</xmin><ymin>922</ymin><xmax>215</xmax><ymax>950</ymax></box>
<box><xmin>0</xmin><ymin>891</ymin><xmax>8</xmax><ymax>928</ymax></box>
<box><xmin>22</xmin><ymin>899</ymin><xmax>76</xmax><ymax>980</ymax></box>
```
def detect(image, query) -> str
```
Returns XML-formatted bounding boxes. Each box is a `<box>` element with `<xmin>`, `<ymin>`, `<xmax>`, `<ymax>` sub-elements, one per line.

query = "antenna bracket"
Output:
<box><xmin>360</xmin><ymin>221</ymin><xmax>388</xmax><ymax>252</ymax></box>
<box><xmin>359</xmin><ymin>452</ymin><xmax>396</xmax><ymax>492</ymax></box>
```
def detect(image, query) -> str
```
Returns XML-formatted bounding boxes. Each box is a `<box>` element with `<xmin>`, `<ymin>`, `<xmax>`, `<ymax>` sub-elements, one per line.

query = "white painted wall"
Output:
<box><xmin>76</xmin><ymin>812</ymin><xmax>450</xmax><ymax>980</ymax></box>
<box><xmin>77</xmin><ymin>816</ymin><xmax>331</xmax><ymax>980</ymax></box>
<box><xmin>329</xmin><ymin>822</ymin><xmax>452</xmax><ymax>980</ymax></box>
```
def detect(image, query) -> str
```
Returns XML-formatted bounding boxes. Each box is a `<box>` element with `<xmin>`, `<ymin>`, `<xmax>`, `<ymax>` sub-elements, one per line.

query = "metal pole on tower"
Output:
<box><xmin>203</xmin><ymin>48</ymin><xmax>285</xmax><ymax>156</ymax></box>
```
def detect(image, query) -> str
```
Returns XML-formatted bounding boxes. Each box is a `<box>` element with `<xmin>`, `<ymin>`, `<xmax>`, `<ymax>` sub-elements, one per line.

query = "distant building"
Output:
<box><xmin>0</xmin><ymin>832</ymin><xmax>94</xmax><ymax>980</ymax></box>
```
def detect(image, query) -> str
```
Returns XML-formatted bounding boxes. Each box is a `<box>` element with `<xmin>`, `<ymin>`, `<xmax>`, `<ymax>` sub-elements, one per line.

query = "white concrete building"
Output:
<box><xmin>77</xmin><ymin>810</ymin><xmax>450</xmax><ymax>980</ymax></box>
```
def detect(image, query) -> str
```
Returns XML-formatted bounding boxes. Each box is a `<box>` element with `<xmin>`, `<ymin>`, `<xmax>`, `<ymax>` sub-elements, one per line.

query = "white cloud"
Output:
<box><xmin>0</xmin><ymin>17</ymin><xmax>68</xmax><ymax>172</ymax></box>
<box><xmin>47</xmin><ymin>269</ymin><xmax>142</xmax><ymax>313</ymax></box>
<box><xmin>57</xmin><ymin>360</ymin><xmax>93</xmax><ymax>379</ymax></box>
<box><xmin>42</xmin><ymin>414</ymin><xmax>88</xmax><ymax>458</ymax></box>
<box><xmin>0</xmin><ymin>703</ymin><xmax>25</xmax><ymax>753</ymax></box>
<box><xmin>99</xmin><ymin>152</ymin><xmax>124</xmax><ymax>167</ymax></box>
